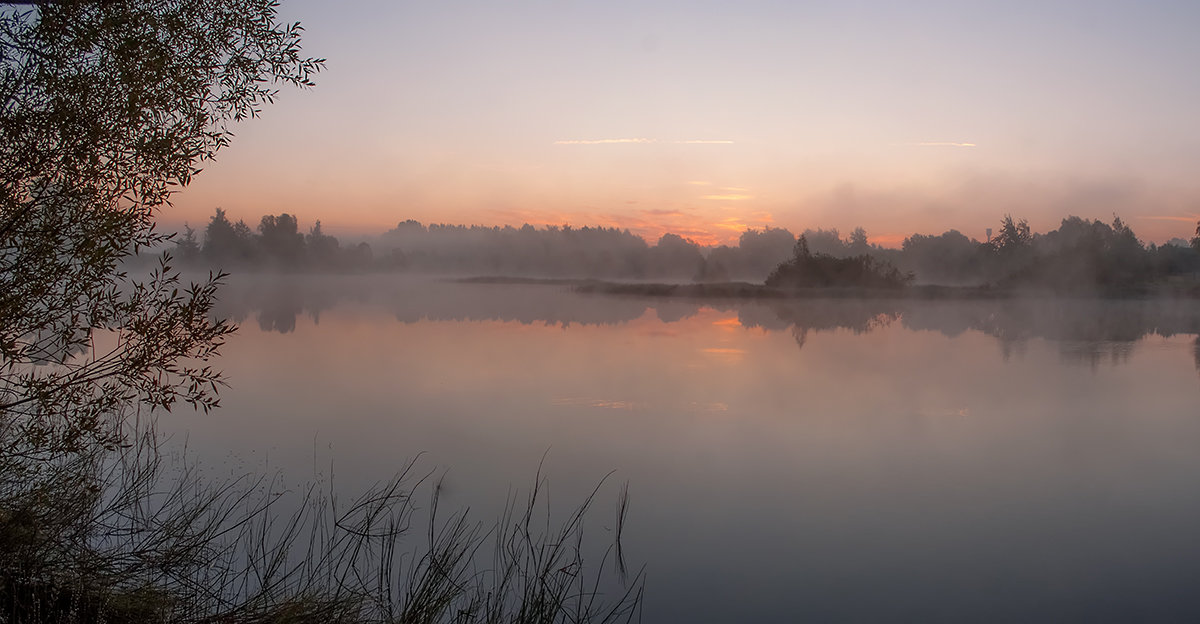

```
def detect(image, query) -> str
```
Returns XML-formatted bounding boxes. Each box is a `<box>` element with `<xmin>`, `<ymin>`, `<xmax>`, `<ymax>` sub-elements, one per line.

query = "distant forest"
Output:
<box><xmin>173</xmin><ymin>209</ymin><xmax>1200</xmax><ymax>292</ymax></box>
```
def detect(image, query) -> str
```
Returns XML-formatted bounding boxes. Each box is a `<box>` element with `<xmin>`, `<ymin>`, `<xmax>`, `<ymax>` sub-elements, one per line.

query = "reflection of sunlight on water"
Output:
<box><xmin>914</xmin><ymin>407</ymin><xmax>972</xmax><ymax>418</ymax></box>
<box><xmin>550</xmin><ymin>397</ymin><xmax>731</xmax><ymax>413</ymax></box>
<box><xmin>688</xmin><ymin>401</ymin><xmax>729</xmax><ymax>413</ymax></box>
<box><xmin>552</xmin><ymin>397</ymin><xmax>639</xmax><ymax>410</ymax></box>
<box><xmin>701</xmin><ymin>346</ymin><xmax>748</xmax><ymax>363</ymax></box>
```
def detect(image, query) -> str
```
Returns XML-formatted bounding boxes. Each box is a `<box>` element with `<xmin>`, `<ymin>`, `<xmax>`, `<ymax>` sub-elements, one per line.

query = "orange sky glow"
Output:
<box><xmin>165</xmin><ymin>1</ymin><xmax>1200</xmax><ymax>249</ymax></box>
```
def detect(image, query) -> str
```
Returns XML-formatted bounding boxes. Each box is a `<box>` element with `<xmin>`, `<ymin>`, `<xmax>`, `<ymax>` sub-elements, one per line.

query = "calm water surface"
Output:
<box><xmin>169</xmin><ymin>276</ymin><xmax>1200</xmax><ymax>622</ymax></box>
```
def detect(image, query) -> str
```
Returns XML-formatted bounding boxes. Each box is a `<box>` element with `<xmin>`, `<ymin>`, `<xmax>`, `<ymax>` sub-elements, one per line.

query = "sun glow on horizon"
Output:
<box><xmin>161</xmin><ymin>0</ymin><xmax>1200</xmax><ymax>255</ymax></box>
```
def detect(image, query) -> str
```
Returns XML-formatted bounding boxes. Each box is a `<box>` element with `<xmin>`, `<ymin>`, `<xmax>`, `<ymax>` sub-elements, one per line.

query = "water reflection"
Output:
<box><xmin>182</xmin><ymin>275</ymin><xmax>1200</xmax><ymax>622</ymax></box>
<box><xmin>766</xmin><ymin>298</ymin><xmax>1200</xmax><ymax>370</ymax></box>
<box><xmin>210</xmin><ymin>275</ymin><xmax>1200</xmax><ymax>372</ymax></box>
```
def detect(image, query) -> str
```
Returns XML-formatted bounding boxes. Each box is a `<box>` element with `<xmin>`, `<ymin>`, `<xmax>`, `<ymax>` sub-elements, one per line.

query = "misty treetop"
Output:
<box><xmin>176</xmin><ymin>208</ymin><xmax>373</xmax><ymax>271</ymax></box>
<box><xmin>766</xmin><ymin>236</ymin><xmax>913</xmax><ymax>290</ymax></box>
<box><xmin>184</xmin><ymin>211</ymin><xmax>711</xmax><ymax>278</ymax></box>
<box><xmin>176</xmin><ymin>210</ymin><xmax>1200</xmax><ymax>293</ymax></box>
<box><xmin>183</xmin><ymin>213</ymin><xmax>857</xmax><ymax>281</ymax></box>
<box><xmin>901</xmin><ymin>215</ymin><xmax>1198</xmax><ymax>292</ymax></box>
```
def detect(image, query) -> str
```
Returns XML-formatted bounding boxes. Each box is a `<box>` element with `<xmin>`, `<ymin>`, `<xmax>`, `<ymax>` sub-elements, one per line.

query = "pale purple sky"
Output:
<box><xmin>172</xmin><ymin>0</ymin><xmax>1200</xmax><ymax>246</ymax></box>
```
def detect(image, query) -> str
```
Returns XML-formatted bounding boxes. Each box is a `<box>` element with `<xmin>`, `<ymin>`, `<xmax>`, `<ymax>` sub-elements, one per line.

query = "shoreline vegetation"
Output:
<box><xmin>0</xmin><ymin>412</ymin><xmax>644</xmax><ymax>623</ymax></box>
<box><xmin>204</xmin><ymin>277</ymin><xmax>1200</xmax><ymax>371</ymax></box>
<box><xmin>459</xmin><ymin>276</ymin><xmax>1200</xmax><ymax>300</ymax></box>
<box><xmin>172</xmin><ymin>211</ymin><xmax>1200</xmax><ymax>298</ymax></box>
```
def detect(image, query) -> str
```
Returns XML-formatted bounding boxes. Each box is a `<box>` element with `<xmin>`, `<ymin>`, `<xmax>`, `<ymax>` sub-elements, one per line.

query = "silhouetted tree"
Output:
<box><xmin>1193</xmin><ymin>221</ymin><xmax>1200</xmax><ymax>251</ymax></box>
<box><xmin>1</xmin><ymin>0</ymin><xmax>319</xmax><ymax>449</ymax></box>
<box><xmin>175</xmin><ymin>224</ymin><xmax>200</xmax><ymax>263</ymax></box>
<box><xmin>258</xmin><ymin>213</ymin><xmax>306</xmax><ymax>266</ymax></box>
<box><xmin>183</xmin><ymin>211</ymin><xmax>1200</xmax><ymax>288</ymax></box>
<box><xmin>694</xmin><ymin>255</ymin><xmax>731</xmax><ymax>282</ymax></box>
<box><xmin>1014</xmin><ymin>215</ymin><xmax>1150</xmax><ymax>291</ymax></box>
<box><xmin>731</xmin><ymin>227</ymin><xmax>796</xmax><ymax>278</ymax></box>
<box><xmin>983</xmin><ymin>215</ymin><xmax>1036</xmax><ymax>284</ymax></box>
<box><xmin>847</xmin><ymin>227</ymin><xmax>870</xmax><ymax>255</ymax></box>
<box><xmin>648</xmin><ymin>233</ymin><xmax>703</xmax><ymax>277</ymax></box>
<box><xmin>801</xmin><ymin>228</ymin><xmax>847</xmax><ymax>256</ymax></box>
<box><xmin>203</xmin><ymin>208</ymin><xmax>236</xmax><ymax>260</ymax></box>
<box><xmin>900</xmin><ymin>229</ymin><xmax>985</xmax><ymax>283</ymax></box>
<box><xmin>306</xmin><ymin>220</ymin><xmax>340</xmax><ymax>268</ymax></box>
<box><xmin>992</xmin><ymin>215</ymin><xmax>1033</xmax><ymax>252</ymax></box>
<box><xmin>203</xmin><ymin>208</ymin><xmax>258</xmax><ymax>265</ymax></box>
<box><xmin>766</xmin><ymin>235</ymin><xmax>912</xmax><ymax>289</ymax></box>
<box><xmin>347</xmin><ymin>241</ymin><xmax>374</xmax><ymax>268</ymax></box>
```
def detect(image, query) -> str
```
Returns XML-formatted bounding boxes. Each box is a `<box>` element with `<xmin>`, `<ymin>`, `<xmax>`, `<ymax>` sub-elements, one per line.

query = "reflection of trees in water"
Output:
<box><xmin>764</xmin><ymin>297</ymin><xmax>1200</xmax><ymax>369</ymax></box>
<box><xmin>969</xmin><ymin>300</ymin><xmax>1200</xmax><ymax>367</ymax></box>
<box><xmin>1058</xmin><ymin>341</ymin><xmax>1135</xmax><ymax>370</ymax></box>
<box><xmin>211</xmin><ymin>276</ymin><xmax>1200</xmax><ymax>370</ymax></box>
<box><xmin>212</xmin><ymin>277</ymin><xmax>369</xmax><ymax>334</ymax></box>
<box><xmin>255</xmin><ymin>287</ymin><xmax>304</xmax><ymax>333</ymax></box>
<box><xmin>758</xmin><ymin>301</ymin><xmax>901</xmax><ymax>350</ymax></box>
<box><xmin>210</xmin><ymin>276</ymin><xmax>696</xmax><ymax>331</ymax></box>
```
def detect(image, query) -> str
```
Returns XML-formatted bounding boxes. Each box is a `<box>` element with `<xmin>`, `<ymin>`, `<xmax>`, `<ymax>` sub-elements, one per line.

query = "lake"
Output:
<box><xmin>166</xmin><ymin>275</ymin><xmax>1200</xmax><ymax>622</ymax></box>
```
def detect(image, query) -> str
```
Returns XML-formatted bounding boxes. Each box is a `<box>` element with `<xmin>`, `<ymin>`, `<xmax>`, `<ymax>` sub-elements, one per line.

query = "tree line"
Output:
<box><xmin>177</xmin><ymin>210</ymin><xmax>1200</xmax><ymax>291</ymax></box>
<box><xmin>885</xmin><ymin>215</ymin><xmax>1200</xmax><ymax>292</ymax></box>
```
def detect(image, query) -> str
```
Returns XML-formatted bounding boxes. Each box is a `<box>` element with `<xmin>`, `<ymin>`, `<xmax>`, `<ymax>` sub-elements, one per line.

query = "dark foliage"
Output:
<box><xmin>181</xmin><ymin>213</ymin><xmax>1200</xmax><ymax>293</ymax></box>
<box><xmin>1</xmin><ymin>0</ymin><xmax>318</xmax><ymax>454</ymax></box>
<box><xmin>765</xmin><ymin>236</ymin><xmax>913</xmax><ymax>289</ymax></box>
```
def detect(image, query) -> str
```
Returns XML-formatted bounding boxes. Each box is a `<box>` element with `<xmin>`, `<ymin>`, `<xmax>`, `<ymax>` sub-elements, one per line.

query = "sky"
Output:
<box><xmin>170</xmin><ymin>0</ymin><xmax>1200</xmax><ymax>247</ymax></box>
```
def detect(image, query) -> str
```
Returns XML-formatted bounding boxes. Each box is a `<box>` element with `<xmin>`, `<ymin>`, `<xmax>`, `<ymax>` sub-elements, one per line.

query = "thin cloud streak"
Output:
<box><xmin>554</xmin><ymin>138</ymin><xmax>653</xmax><ymax>145</ymax></box>
<box><xmin>1138</xmin><ymin>215</ymin><xmax>1200</xmax><ymax>223</ymax></box>
<box><xmin>555</xmin><ymin>138</ymin><xmax>734</xmax><ymax>145</ymax></box>
<box><xmin>911</xmin><ymin>141</ymin><xmax>977</xmax><ymax>147</ymax></box>
<box><xmin>702</xmin><ymin>194</ymin><xmax>754</xmax><ymax>201</ymax></box>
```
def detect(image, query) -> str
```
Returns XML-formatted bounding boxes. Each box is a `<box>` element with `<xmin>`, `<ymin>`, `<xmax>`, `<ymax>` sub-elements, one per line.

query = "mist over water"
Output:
<box><xmin>179</xmin><ymin>276</ymin><xmax>1200</xmax><ymax>622</ymax></box>
<box><xmin>211</xmin><ymin>275</ymin><xmax>1200</xmax><ymax>371</ymax></box>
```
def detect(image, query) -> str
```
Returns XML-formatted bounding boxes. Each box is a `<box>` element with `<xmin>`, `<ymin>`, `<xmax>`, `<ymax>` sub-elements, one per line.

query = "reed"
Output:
<box><xmin>0</xmin><ymin>414</ymin><xmax>642</xmax><ymax>623</ymax></box>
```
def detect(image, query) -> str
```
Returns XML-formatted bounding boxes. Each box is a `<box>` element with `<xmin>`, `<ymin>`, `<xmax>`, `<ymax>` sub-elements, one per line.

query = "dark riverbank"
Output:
<box><xmin>458</xmin><ymin>276</ymin><xmax>1200</xmax><ymax>300</ymax></box>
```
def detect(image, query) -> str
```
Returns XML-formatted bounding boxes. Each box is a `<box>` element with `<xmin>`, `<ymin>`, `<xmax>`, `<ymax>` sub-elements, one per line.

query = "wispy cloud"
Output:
<box><xmin>712</xmin><ymin>220</ymin><xmax>748</xmax><ymax>232</ymax></box>
<box><xmin>555</xmin><ymin>138</ymin><xmax>734</xmax><ymax>145</ymax></box>
<box><xmin>641</xmin><ymin>208</ymin><xmax>686</xmax><ymax>217</ymax></box>
<box><xmin>554</xmin><ymin>138</ymin><xmax>653</xmax><ymax>145</ymax></box>
<box><xmin>702</xmin><ymin>194</ymin><xmax>754</xmax><ymax>201</ymax></box>
<box><xmin>1138</xmin><ymin>215</ymin><xmax>1200</xmax><ymax>223</ymax></box>
<box><xmin>906</xmin><ymin>141</ymin><xmax>977</xmax><ymax>147</ymax></box>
